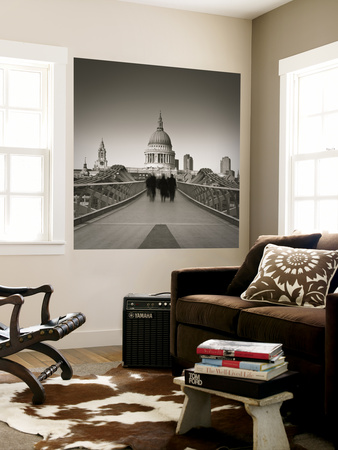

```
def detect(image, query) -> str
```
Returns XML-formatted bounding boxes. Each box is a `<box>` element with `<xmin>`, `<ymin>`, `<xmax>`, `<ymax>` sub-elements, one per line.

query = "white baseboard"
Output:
<box><xmin>52</xmin><ymin>329</ymin><xmax>122</xmax><ymax>349</ymax></box>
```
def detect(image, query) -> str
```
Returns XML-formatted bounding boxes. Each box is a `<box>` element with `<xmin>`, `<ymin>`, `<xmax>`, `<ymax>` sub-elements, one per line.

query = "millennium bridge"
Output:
<box><xmin>74</xmin><ymin>166</ymin><xmax>239</xmax><ymax>249</ymax></box>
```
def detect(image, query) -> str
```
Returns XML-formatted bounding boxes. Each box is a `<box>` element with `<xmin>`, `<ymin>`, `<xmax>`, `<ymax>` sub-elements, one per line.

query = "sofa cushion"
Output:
<box><xmin>176</xmin><ymin>295</ymin><xmax>257</xmax><ymax>335</ymax></box>
<box><xmin>226</xmin><ymin>233</ymin><xmax>322</xmax><ymax>296</ymax></box>
<box><xmin>241</xmin><ymin>244</ymin><xmax>338</xmax><ymax>308</ymax></box>
<box><xmin>237</xmin><ymin>306</ymin><xmax>325</xmax><ymax>361</ymax></box>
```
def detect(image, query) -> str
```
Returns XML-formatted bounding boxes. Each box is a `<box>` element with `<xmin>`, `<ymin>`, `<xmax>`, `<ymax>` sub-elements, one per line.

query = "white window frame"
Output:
<box><xmin>279</xmin><ymin>41</ymin><xmax>338</xmax><ymax>235</ymax></box>
<box><xmin>0</xmin><ymin>40</ymin><xmax>67</xmax><ymax>255</ymax></box>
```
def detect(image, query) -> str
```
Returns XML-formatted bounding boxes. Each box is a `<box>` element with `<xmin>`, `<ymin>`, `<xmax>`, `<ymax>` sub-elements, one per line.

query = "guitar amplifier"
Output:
<box><xmin>122</xmin><ymin>293</ymin><xmax>171</xmax><ymax>368</ymax></box>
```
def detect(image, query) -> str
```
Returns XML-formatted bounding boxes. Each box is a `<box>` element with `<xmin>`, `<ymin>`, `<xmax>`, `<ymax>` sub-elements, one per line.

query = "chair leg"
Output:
<box><xmin>0</xmin><ymin>358</ymin><xmax>45</xmax><ymax>404</ymax></box>
<box><xmin>29</xmin><ymin>342</ymin><xmax>73</xmax><ymax>380</ymax></box>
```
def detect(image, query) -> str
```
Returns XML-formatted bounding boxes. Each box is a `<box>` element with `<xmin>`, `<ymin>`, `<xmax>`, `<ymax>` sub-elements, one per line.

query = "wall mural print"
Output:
<box><xmin>74</xmin><ymin>58</ymin><xmax>240</xmax><ymax>249</ymax></box>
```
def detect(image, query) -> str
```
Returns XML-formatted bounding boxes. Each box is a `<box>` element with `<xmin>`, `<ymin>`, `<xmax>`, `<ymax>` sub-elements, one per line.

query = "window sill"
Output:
<box><xmin>0</xmin><ymin>241</ymin><xmax>66</xmax><ymax>256</ymax></box>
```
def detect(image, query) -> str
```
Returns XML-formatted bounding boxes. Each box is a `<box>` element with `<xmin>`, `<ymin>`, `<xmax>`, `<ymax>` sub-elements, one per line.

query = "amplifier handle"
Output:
<box><xmin>150</xmin><ymin>292</ymin><xmax>171</xmax><ymax>296</ymax></box>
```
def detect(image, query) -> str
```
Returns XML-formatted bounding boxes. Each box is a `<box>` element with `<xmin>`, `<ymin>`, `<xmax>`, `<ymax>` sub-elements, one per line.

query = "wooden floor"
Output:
<box><xmin>5</xmin><ymin>346</ymin><xmax>122</xmax><ymax>369</ymax></box>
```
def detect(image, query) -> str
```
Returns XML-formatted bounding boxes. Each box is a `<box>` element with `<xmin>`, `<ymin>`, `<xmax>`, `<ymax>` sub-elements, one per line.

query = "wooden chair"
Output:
<box><xmin>0</xmin><ymin>284</ymin><xmax>86</xmax><ymax>404</ymax></box>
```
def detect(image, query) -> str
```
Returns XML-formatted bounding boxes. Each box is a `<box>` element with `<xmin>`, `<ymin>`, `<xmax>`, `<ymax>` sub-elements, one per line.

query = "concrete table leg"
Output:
<box><xmin>176</xmin><ymin>385</ymin><xmax>212</xmax><ymax>434</ymax></box>
<box><xmin>245</xmin><ymin>401</ymin><xmax>290</xmax><ymax>450</ymax></box>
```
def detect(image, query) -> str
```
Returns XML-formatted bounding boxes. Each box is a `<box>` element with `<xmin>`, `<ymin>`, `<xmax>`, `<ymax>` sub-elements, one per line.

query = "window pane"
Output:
<box><xmin>0</xmin><ymin>196</ymin><xmax>4</xmax><ymax>234</ymax></box>
<box><xmin>9</xmin><ymin>197</ymin><xmax>43</xmax><ymax>239</ymax></box>
<box><xmin>0</xmin><ymin>154</ymin><xmax>5</xmax><ymax>192</ymax></box>
<box><xmin>294</xmin><ymin>200</ymin><xmax>315</xmax><ymax>231</ymax></box>
<box><xmin>6</xmin><ymin>111</ymin><xmax>41</xmax><ymax>148</ymax></box>
<box><xmin>323</xmin><ymin>113</ymin><xmax>338</xmax><ymax>150</ymax></box>
<box><xmin>299</xmin><ymin>73</ymin><xmax>322</xmax><ymax>115</ymax></box>
<box><xmin>318</xmin><ymin>199</ymin><xmax>338</xmax><ymax>232</ymax></box>
<box><xmin>323</xmin><ymin>68</ymin><xmax>338</xmax><ymax>112</ymax></box>
<box><xmin>318</xmin><ymin>157</ymin><xmax>338</xmax><ymax>195</ymax></box>
<box><xmin>318</xmin><ymin>200</ymin><xmax>338</xmax><ymax>232</ymax></box>
<box><xmin>8</xmin><ymin>70</ymin><xmax>41</xmax><ymax>109</ymax></box>
<box><xmin>10</xmin><ymin>155</ymin><xmax>43</xmax><ymax>193</ymax></box>
<box><xmin>294</xmin><ymin>159</ymin><xmax>314</xmax><ymax>196</ymax></box>
<box><xmin>0</xmin><ymin>69</ymin><xmax>3</xmax><ymax>106</ymax></box>
<box><xmin>0</xmin><ymin>110</ymin><xmax>3</xmax><ymax>145</ymax></box>
<box><xmin>298</xmin><ymin>116</ymin><xmax>322</xmax><ymax>154</ymax></box>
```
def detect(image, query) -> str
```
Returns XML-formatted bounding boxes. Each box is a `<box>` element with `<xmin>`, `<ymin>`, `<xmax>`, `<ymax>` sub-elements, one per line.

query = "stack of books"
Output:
<box><xmin>184</xmin><ymin>339</ymin><xmax>295</xmax><ymax>399</ymax></box>
<box><xmin>195</xmin><ymin>339</ymin><xmax>287</xmax><ymax>380</ymax></box>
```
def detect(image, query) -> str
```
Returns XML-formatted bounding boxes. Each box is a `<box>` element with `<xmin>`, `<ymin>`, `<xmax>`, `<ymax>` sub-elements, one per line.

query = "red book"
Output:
<box><xmin>200</xmin><ymin>356</ymin><xmax>285</xmax><ymax>371</ymax></box>
<box><xmin>196</xmin><ymin>339</ymin><xmax>283</xmax><ymax>361</ymax></box>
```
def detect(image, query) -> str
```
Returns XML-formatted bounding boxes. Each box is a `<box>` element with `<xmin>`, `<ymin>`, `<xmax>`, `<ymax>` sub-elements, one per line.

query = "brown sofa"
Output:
<box><xmin>170</xmin><ymin>233</ymin><xmax>338</xmax><ymax>431</ymax></box>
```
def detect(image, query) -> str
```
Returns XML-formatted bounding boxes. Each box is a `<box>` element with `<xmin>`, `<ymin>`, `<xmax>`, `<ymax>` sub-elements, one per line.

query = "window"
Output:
<box><xmin>0</xmin><ymin>40</ymin><xmax>67</xmax><ymax>255</ymax></box>
<box><xmin>279</xmin><ymin>42</ymin><xmax>338</xmax><ymax>235</ymax></box>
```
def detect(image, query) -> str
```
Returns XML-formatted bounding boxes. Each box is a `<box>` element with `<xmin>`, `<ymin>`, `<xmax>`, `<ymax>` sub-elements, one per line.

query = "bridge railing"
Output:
<box><xmin>177</xmin><ymin>181</ymin><xmax>239</xmax><ymax>226</ymax></box>
<box><xmin>74</xmin><ymin>181</ymin><xmax>146</xmax><ymax>225</ymax></box>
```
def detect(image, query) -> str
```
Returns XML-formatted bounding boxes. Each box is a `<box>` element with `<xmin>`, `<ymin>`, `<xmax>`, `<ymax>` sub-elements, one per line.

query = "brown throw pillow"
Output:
<box><xmin>241</xmin><ymin>244</ymin><xmax>338</xmax><ymax>308</ymax></box>
<box><xmin>226</xmin><ymin>233</ymin><xmax>322</xmax><ymax>296</ymax></box>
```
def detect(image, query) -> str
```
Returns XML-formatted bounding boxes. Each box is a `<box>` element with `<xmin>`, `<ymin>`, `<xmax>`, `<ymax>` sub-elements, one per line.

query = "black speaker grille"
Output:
<box><xmin>123</xmin><ymin>295</ymin><xmax>171</xmax><ymax>367</ymax></box>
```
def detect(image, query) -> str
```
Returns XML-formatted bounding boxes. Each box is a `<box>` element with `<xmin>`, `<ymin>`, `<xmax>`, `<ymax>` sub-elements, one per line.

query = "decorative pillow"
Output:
<box><xmin>241</xmin><ymin>244</ymin><xmax>338</xmax><ymax>308</ymax></box>
<box><xmin>226</xmin><ymin>233</ymin><xmax>322</xmax><ymax>296</ymax></box>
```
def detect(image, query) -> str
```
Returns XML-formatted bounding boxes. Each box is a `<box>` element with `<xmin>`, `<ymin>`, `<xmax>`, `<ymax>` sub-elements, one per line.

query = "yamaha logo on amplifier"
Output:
<box><xmin>128</xmin><ymin>312</ymin><xmax>154</xmax><ymax>319</ymax></box>
<box><xmin>123</xmin><ymin>293</ymin><xmax>171</xmax><ymax>368</ymax></box>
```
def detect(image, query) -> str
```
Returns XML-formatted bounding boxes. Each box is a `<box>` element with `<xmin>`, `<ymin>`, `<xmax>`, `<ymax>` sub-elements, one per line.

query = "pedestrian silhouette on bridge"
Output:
<box><xmin>146</xmin><ymin>174</ymin><xmax>156</xmax><ymax>201</ymax></box>
<box><xmin>158</xmin><ymin>175</ymin><xmax>169</xmax><ymax>202</ymax></box>
<box><xmin>167</xmin><ymin>174</ymin><xmax>177</xmax><ymax>202</ymax></box>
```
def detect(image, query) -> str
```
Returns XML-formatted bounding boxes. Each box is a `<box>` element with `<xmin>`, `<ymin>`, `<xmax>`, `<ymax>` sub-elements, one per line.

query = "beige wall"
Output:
<box><xmin>0</xmin><ymin>0</ymin><xmax>252</xmax><ymax>347</ymax></box>
<box><xmin>250</xmin><ymin>0</ymin><xmax>338</xmax><ymax>245</ymax></box>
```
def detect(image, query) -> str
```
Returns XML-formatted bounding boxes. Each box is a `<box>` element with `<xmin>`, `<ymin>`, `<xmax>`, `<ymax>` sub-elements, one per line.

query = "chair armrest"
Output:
<box><xmin>325</xmin><ymin>293</ymin><xmax>338</xmax><ymax>421</ymax></box>
<box><xmin>0</xmin><ymin>293</ymin><xmax>24</xmax><ymax>307</ymax></box>
<box><xmin>0</xmin><ymin>294</ymin><xmax>24</xmax><ymax>344</ymax></box>
<box><xmin>0</xmin><ymin>284</ymin><xmax>53</xmax><ymax>297</ymax></box>
<box><xmin>0</xmin><ymin>284</ymin><xmax>53</xmax><ymax>325</ymax></box>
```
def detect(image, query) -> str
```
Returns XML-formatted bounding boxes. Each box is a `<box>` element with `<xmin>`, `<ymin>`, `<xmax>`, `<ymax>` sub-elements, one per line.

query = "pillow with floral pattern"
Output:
<box><xmin>241</xmin><ymin>244</ymin><xmax>338</xmax><ymax>308</ymax></box>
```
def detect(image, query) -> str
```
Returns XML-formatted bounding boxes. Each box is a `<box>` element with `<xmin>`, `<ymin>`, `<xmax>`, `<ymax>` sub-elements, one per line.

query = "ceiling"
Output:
<box><xmin>118</xmin><ymin>0</ymin><xmax>294</xmax><ymax>20</ymax></box>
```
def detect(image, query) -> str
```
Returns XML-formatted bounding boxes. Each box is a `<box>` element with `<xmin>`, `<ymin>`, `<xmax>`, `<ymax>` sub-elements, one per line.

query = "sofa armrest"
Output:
<box><xmin>325</xmin><ymin>292</ymin><xmax>338</xmax><ymax>428</ymax></box>
<box><xmin>170</xmin><ymin>266</ymin><xmax>239</xmax><ymax>359</ymax></box>
<box><xmin>325</xmin><ymin>293</ymin><xmax>338</xmax><ymax>421</ymax></box>
<box><xmin>171</xmin><ymin>266</ymin><xmax>239</xmax><ymax>301</ymax></box>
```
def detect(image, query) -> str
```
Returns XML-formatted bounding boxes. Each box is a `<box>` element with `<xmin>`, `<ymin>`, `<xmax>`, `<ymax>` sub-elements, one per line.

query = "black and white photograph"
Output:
<box><xmin>74</xmin><ymin>58</ymin><xmax>240</xmax><ymax>249</ymax></box>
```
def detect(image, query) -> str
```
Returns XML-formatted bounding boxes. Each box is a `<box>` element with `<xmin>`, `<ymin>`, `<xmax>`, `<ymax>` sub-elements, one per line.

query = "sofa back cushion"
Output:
<box><xmin>226</xmin><ymin>233</ymin><xmax>322</xmax><ymax>296</ymax></box>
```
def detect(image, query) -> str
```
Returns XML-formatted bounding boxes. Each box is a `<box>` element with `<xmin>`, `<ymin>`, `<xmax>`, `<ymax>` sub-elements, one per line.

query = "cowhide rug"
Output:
<box><xmin>0</xmin><ymin>365</ymin><xmax>306</xmax><ymax>450</ymax></box>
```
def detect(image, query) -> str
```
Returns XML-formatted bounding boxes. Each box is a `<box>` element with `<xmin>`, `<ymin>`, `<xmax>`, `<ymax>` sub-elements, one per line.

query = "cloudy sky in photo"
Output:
<box><xmin>74</xmin><ymin>58</ymin><xmax>240</xmax><ymax>175</ymax></box>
